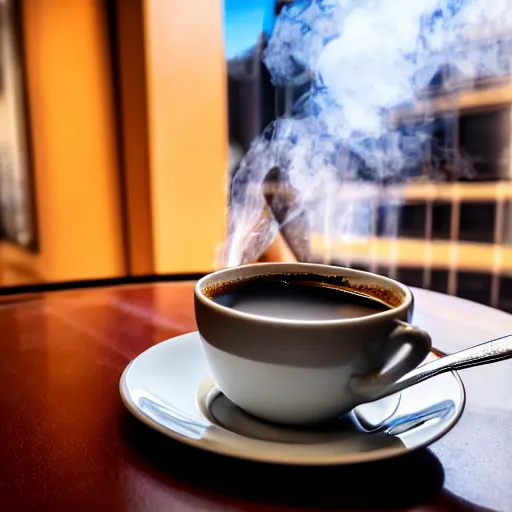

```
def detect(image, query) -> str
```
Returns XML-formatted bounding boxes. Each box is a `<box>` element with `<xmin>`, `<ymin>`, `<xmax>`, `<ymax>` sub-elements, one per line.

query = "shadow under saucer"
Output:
<box><xmin>121</xmin><ymin>411</ymin><xmax>446</xmax><ymax>510</ymax></box>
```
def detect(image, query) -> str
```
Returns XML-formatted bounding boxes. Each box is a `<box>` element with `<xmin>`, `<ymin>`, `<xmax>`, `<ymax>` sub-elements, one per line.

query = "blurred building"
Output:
<box><xmin>225</xmin><ymin>1</ymin><xmax>512</xmax><ymax>312</ymax></box>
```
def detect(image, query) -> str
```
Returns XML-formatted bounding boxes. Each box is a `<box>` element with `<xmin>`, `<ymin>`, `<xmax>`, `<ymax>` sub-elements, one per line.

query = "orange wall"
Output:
<box><xmin>114</xmin><ymin>0</ymin><xmax>154</xmax><ymax>276</ymax></box>
<box><xmin>2</xmin><ymin>0</ymin><xmax>228</xmax><ymax>285</ymax></box>
<box><xmin>143</xmin><ymin>0</ymin><xmax>228</xmax><ymax>274</ymax></box>
<box><xmin>15</xmin><ymin>0</ymin><xmax>125</xmax><ymax>282</ymax></box>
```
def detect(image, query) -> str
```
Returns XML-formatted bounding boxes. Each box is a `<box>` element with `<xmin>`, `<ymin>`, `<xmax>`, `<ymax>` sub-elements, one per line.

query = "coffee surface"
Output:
<box><xmin>204</xmin><ymin>274</ymin><xmax>391</xmax><ymax>321</ymax></box>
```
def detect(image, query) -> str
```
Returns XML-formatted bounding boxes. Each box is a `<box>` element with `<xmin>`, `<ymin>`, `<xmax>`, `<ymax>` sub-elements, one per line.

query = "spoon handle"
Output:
<box><xmin>381</xmin><ymin>333</ymin><xmax>512</xmax><ymax>398</ymax></box>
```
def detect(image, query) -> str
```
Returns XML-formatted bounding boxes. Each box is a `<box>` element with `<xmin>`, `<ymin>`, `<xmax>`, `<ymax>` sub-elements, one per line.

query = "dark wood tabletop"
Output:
<box><xmin>0</xmin><ymin>280</ymin><xmax>511</xmax><ymax>512</ymax></box>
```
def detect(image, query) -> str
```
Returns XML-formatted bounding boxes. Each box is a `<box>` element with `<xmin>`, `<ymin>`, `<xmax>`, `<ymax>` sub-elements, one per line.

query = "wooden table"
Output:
<box><xmin>0</xmin><ymin>280</ymin><xmax>511</xmax><ymax>511</ymax></box>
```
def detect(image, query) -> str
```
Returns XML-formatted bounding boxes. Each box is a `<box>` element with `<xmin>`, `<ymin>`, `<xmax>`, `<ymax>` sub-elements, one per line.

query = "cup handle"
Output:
<box><xmin>350</xmin><ymin>320</ymin><xmax>432</xmax><ymax>402</ymax></box>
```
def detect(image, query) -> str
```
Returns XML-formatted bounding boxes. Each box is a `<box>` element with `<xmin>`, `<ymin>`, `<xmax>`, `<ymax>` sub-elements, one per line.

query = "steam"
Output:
<box><xmin>219</xmin><ymin>0</ymin><xmax>512</xmax><ymax>267</ymax></box>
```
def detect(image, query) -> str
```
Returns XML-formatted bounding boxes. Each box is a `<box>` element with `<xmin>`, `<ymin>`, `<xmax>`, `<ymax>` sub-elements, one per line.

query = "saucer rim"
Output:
<box><xmin>119</xmin><ymin>332</ymin><xmax>466</xmax><ymax>466</ymax></box>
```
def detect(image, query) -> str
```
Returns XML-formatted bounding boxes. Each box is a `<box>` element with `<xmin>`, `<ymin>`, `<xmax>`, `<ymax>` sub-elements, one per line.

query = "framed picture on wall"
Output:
<box><xmin>0</xmin><ymin>0</ymin><xmax>37</xmax><ymax>250</ymax></box>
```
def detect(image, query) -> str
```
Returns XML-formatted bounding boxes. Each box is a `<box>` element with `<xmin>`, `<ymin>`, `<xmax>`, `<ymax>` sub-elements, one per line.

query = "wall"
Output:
<box><xmin>143</xmin><ymin>0</ymin><xmax>228</xmax><ymax>274</ymax></box>
<box><xmin>1</xmin><ymin>0</ymin><xmax>125</xmax><ymax>285</ymax></box>
<box><xmin>2</xmin><ymin>0</ymin><xmax>229</xmax><ymax>285</ymax></box>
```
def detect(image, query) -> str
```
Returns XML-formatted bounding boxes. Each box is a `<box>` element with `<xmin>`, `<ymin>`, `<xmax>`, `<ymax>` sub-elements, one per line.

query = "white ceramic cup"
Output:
<box><xmin>194</xmin><ymin>263</ymin><xmax>431</xmax><ymax>426</ymax></box>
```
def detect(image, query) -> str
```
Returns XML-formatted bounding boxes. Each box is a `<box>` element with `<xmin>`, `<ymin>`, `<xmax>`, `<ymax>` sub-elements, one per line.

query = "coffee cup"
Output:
<box><xmin>194</xmin><ymin>263</ymin><xmax>431</xmax><ymax>426</ymax></box>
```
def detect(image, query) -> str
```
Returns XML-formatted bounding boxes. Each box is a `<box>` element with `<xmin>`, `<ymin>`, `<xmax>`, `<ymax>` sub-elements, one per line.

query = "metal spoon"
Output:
<box><xmin>369</xmin><ymin>333</ymin><xmax>512</xmax><ymax>402</ymax></box>
<box><xmin>352</xmin><ymin>334</ymin><xmax>512</xmax><ymax>433</ymax></box>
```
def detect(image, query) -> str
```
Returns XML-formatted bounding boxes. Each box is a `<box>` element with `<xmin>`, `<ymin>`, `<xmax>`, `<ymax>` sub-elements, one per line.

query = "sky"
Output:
<box><xmin>223</xmin><ymin>0</ymin><xmax>276</xmax><ymax>60</ymax></box>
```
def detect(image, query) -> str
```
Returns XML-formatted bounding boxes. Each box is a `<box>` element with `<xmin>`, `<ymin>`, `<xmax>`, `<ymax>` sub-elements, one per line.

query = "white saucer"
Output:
<box><xmin>120</xmin><ymin>331</ymin><xmax>465</xmax><ymax>465</ymax></box>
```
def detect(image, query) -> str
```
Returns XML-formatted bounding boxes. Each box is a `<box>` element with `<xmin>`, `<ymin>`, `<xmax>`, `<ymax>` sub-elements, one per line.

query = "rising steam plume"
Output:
<box><xmin>219</xmin><ymin>0</ymin><xmax>512</xmax><ymax>268</ymax></box>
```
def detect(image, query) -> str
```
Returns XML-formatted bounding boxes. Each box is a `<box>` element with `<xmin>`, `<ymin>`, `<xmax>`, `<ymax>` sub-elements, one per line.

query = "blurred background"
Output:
<box><xmin>1</xmin><ymin>0</ymin><xmax>512</xmax><ymax>315</ymax></box>
<box><xmin>0</xmin><ymin>0</ymin><xmax>227</xmax><ymax>288</ymax></box>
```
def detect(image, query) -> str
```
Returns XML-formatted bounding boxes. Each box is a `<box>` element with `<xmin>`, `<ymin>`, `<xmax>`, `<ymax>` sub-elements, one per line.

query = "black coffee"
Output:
<box><xmin>203</xmin><ymin>273</ymin><xmax>393</xmax><ymax>321</ymax></box>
